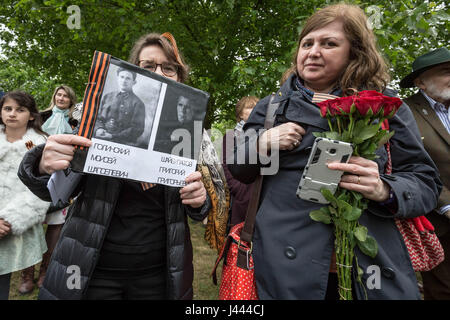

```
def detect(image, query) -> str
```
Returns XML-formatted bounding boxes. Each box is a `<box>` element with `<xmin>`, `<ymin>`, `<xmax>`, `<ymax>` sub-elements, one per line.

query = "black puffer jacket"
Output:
<box><xmin>18</xmin><ymin>144</ymin><xmax>211</xmax><ymax>300</ymax></box>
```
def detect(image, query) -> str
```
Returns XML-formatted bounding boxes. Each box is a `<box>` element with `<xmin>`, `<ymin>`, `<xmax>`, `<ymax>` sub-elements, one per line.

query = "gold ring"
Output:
<box><xmin>357</xmin><ymin>176</ymin><xmax>361</xmax><ymax>184</ymax></box>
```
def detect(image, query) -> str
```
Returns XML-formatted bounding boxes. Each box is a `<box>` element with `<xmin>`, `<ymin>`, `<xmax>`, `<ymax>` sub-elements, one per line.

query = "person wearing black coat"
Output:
<box><xmin>228</xmin><ymin>4</ymin><xmax>442</xmax><ymax>300</ymax></box>
<box><xmin>222</xmin><ymin>96</ymin><xmax>259</xmax><ymax>227</ymax></box>
<box><xmin>17</xmin><ymin>32</ymin><xmax>210</xmax><ymax>300</ymax></box>
<box><xmin>18</xmin><ymin>144</ymin><xmax>210</xmax><ymax>299</ymax></box>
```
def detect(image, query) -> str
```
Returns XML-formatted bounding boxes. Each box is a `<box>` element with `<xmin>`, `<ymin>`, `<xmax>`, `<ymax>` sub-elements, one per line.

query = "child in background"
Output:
<box><xmin>0</xmin><ymin>91</ymin><xmax>50</xmax><ymax>299</ymax></box>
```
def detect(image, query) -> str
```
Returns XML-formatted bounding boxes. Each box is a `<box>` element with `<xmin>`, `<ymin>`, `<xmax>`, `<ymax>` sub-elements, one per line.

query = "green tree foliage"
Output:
<box><xmin>0</xmin><ymin>0</ymin><xmax>448</xmax><ymax>125</ymax></box>
<box><xmin>0</xmin><ymin>58</ymin><xmax>60</xmax><ymax>109</ymax></box>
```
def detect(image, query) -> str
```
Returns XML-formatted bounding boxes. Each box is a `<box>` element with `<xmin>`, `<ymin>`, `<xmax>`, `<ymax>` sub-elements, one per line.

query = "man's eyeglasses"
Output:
<box><xmin>139</xmin><ymin>60</ymin><xmax>178</xmax><ymax>77</ymax></box>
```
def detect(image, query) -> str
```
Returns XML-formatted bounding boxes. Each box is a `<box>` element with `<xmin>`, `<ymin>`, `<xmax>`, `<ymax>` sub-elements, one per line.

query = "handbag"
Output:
<box><xmin>213</xmin><ymin>221</ymin><xmax>258</xmax><ymax>300</ymax></box>
<box><xmin>211</xmin><ymin>95</ymin><xmax>279</xmax><ymax>300</ymax></box>
<box><xmin>382</xmin><ymin>119</ymin><xmax>444</xmax><ymax>271</ymax></box>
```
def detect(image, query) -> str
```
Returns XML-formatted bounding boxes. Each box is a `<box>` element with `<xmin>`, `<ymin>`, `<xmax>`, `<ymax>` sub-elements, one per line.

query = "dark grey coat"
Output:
<box><xmin>18</xmin><ymin>144</ymin><xmax>210</xmax><ymax>300</ymax></box>
<box><xmin>229</xmin><ymin>75</ymin><xmax>442</xmax><ymax>300</ymax></box>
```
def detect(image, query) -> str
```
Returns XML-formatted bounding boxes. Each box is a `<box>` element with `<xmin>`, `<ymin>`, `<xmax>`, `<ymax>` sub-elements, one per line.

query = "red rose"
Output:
<box><xmin>334</xmin><ymin>96</ymin><xmax>355</xmax><ymax>114</ymax></box>
<box><xmin>318</xmin><ymin>100</ymin><xmax>332</xmax><ymax>117</ymax></box>
<box><xmin>354</xmin><ymin>96</ymin><xmax>384</xmax><ymax>116</ymax></box>
<box><xmin>318</xmin><ymin>96</ymin><xmax>355</xmax><ymax>117</ymax></box>
<box><xmin>382</xmin><ymin>96</ymin><xmax>403</xmax><ymax>117</ymax></box>
<box><xmin>358</xmin><ymin>90</ymin><xmax>384</xmax><ymax>98</ymax></box>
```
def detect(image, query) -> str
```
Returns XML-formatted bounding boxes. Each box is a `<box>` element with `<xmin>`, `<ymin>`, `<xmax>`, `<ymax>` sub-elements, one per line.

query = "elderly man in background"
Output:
<box><xmin>400</xmin><ymin>47</ymin><xmax>450</xmax><ymax>300</ymax></box>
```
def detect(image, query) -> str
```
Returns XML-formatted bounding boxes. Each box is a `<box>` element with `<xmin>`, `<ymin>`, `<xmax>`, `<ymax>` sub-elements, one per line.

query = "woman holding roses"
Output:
<box><xmin>229</xmin><ymin>3</ymin><xmax>442</xmax><ymax>299</ymax></box>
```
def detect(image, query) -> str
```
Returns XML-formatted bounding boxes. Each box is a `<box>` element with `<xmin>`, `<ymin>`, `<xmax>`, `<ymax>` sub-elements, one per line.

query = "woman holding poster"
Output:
<box><xmin>18</xmin><ymin>33</ymin><xmax>210</xmax><ymax>300</ymax></box>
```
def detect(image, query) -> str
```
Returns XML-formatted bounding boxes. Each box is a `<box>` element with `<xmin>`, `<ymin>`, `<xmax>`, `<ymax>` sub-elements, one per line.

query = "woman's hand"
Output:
<box><xmin>39</xmin><ymin>134</ymin><xmax>92</xmax><ymax>175</ymax></box>
<box><xmin>327</xmin><ymin>156</ymin><xmax>390</xmax><ymax>202</ymax></box>
<box><xmin>180</xmin><ymin>171</ymin><xmax>207</xmax><ymax>208</ymax></box>
<box><xmin>0</xmin><ymin>219</ymin><xmax>11</xmax><ymax>239</ymax></box>
<box><xmin>258</xmin><ymin>122</ymin><xmax>306</xmax><ymax>153</ymax></box>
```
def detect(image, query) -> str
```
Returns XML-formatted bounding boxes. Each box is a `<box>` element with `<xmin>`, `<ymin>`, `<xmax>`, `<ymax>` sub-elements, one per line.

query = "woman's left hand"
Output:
<box><xmin>327</xmin><ymin>156</ymin><xmax>390</xmax><ymax>202</ymax></box>
<box><xmin>180</xmin><ymin>171</ymin><xmax>207</xmax><ymax>208</ymax></box>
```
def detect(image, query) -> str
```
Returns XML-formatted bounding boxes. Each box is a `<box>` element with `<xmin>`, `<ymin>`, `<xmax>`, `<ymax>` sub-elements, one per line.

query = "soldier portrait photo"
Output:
<box><xmin>93</xmin><ymin>64</ymin><xmax>162</xmax><ymax>149</ymax></box>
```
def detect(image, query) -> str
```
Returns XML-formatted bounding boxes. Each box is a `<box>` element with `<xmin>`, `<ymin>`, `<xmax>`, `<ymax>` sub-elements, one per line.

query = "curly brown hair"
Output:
<box><xmin>282</xmin><ymin>3</ymin><xmax>390</xmax><ymax>95</ymax></box>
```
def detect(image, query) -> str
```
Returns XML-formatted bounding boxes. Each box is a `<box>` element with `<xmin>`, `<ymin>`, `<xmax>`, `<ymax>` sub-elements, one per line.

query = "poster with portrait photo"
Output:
<box><xmin>152</xmin><ymin>84</ymin><xmax>206</xmax><ymax>160</ymax></box>
<box><xmin>71</xmin><ymin>51</ymin><xmax>209</xmax><ymax>187</ymax></box>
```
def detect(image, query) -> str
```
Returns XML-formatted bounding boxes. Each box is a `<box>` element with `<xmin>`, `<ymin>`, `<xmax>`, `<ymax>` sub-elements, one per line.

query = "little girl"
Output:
<box><xmin>0</xmin><ymin>91</ymin><xmax>50</xmax><ymax>299</ymax></box>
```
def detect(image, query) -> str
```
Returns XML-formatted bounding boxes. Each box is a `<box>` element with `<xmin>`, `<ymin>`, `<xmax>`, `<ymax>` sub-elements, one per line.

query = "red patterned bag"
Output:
<box><xmin>394</xmin><ymin>218</ymin><xmax>445</xmax><ymax>271</ymax></box>
<box><xmin>210</xmin><ymin>95</ymin><xmax>281</xmax><ymax>300</ymax></box>
<box><xmin>211</xmin><ymin>222</ymin><xmax>258</xmax><ymax>300</ymax></box>
<box><xmin>382</xmin><ymin>120</ymin><xmax>444</xmax><ymax>271</ymax></box>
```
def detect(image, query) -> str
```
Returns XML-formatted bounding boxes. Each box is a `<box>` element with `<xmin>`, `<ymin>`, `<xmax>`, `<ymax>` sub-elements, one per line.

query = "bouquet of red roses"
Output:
<box><xmin>310</xmin><ymin>90</ymin><xmax>403</xmax><ymax>300</ymax></box>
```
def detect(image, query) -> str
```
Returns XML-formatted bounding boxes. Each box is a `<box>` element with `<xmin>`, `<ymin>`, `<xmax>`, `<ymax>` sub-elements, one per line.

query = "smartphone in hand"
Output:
<box><xmin>297</xmin><ymin>137</ymin><xmax>353</xmax><ymax>204</ymax></box>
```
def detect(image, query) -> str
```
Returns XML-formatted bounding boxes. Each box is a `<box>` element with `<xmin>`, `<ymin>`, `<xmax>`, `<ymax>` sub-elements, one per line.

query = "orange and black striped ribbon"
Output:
<box><xmin>311</xmin><ymin>92</ymin><xmax>340</xmax><ymax>103</ymax></box>
<box><xmin>140</xmin><ymin>182</ymin><xmax>156</xmax><ymax>191</ymax></box>
<box><xmin>25</xmin><ymin>141</ymin><xmax>35</xmax><ymax>150</ymax></box>
<box><xmin>76</xmin><ymin>51</ymin><xmax>111</xmax><ymax>150</ymax></box>
<box><xmin>161</xmin><ymin>32</ymin><xmax>184</xmax><ymax>67</ymax></box>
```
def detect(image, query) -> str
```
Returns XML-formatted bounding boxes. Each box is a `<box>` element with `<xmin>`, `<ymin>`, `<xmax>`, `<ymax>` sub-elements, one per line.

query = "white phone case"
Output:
<box><xmin>297</xmin><ymin>137</ymin><xmax>353</xmax><ymax>204</ymax></box>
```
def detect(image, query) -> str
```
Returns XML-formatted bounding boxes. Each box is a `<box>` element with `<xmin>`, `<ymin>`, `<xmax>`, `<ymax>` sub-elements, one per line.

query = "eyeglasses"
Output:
<box><xmin>139</xmin><ymin>60</ymin><xmax>178</xmax><ymax>77</ymax></box>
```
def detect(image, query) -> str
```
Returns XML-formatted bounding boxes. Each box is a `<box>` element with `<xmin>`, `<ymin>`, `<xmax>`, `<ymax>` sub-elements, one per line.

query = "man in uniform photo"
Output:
<box><xmin>95</xmin><ymin>67</ymin><xmax>146</xmax><ymax>147</ymax></box>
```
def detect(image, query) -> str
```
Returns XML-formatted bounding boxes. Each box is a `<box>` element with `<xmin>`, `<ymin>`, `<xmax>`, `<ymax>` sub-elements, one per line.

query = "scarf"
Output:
<box><xmin>199</xmin><ymin>129</ymin><xmax>230</xmax><ymax>253</ymax></box>
<box><xmin>42</xmin><ymin>106</ymin><xmax>73</xmax><ymax>135</ymax></box>
<box><xmin>294</xmin><ymin>76</ymin><xmax>342</xmax><ymax>101</ymax></box>
<box><xmin>294</xmin><ymin>76</ymin><xmax>315</xmax><ymax>101</ymax></box>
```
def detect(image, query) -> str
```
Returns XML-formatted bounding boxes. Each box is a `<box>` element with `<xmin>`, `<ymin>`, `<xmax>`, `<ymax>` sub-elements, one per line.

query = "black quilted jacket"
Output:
<box><xmin>18</xmin><ymin>144</ymin><xmax>211</xmax><ymax>300</ymax></box>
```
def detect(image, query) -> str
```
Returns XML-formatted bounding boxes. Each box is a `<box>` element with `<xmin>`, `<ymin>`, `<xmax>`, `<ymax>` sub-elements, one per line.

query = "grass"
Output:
<box><xmin>8</xmin><ymin>219</ymin><xmax>222</xmax><ymax>300</ymax></box>
<box><xmin>9</xmin><ymin>267</ymin><xmax>41</xmax><ymax>300</ymax></box>
<box><xmin>190</xmin><ymin>219</ymin><xmax>222</xmax><ymax>300</ymax></box>
<box><xmin>9</xmin><ymin>221</ymin><xmax>423</xmax><ymax>300</ymax></box>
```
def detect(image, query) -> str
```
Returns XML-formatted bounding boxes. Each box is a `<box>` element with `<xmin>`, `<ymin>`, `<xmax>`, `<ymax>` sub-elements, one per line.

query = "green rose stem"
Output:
<box><xmin>328</xmin><ymin>108</ymin><xmax>359</xmax><ymax>300</ymax></box>
<box><xmin>335</xmin><ymin>189</ymin><xmax>354</xmax><ymax>300</ymax></box>
<box><xmin>337</xmin><ymin>116</ymin><xmax>342</xmax><ymax>134</ymax></box>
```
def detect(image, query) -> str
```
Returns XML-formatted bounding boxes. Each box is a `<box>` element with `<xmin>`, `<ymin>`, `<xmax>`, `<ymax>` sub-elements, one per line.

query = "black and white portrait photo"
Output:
<box><xmin>93</xmin><ymin>62</ymin><xmax>162</xmax><ymax>149</ymax></box>
<box><xmin>152</xmin><ymin>85</ymin><xmax>205</xmax><ymax>159</ymax></box>
<box><xmin>176</xmin><ymin>96</ymin><xmax>193</xmax><ymax>124</ymax></box>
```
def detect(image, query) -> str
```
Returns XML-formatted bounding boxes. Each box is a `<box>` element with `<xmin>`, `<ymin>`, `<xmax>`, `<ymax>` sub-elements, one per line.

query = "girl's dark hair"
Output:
<box><xmin>0</xmin><ymin>90</ymin><xmax>48</xmax><ymax>136</ymax></box>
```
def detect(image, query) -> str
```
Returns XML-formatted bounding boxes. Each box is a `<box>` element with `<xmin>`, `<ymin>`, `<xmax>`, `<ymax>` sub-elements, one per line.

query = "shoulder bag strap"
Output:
<box><xmin>239</xmin><ymin>94</ymin><xmax>279</xmax><ymax>245</ymax></box>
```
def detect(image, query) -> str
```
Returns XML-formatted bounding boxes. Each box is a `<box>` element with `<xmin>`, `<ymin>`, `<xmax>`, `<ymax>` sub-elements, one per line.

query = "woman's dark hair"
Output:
<box><xmin>0</xmin><ymin>90</ymin><xmax>48</xmax><ymax>136</ymax></box>
<box><xmin>128</xmin><ymin>32</ymin><xmax>189</xmax><ymax>83</ymax></box>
